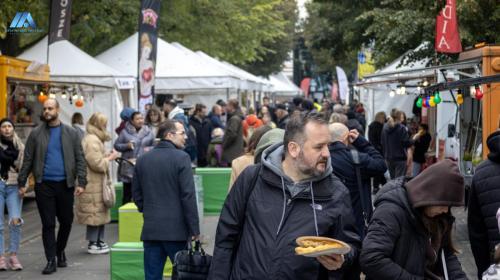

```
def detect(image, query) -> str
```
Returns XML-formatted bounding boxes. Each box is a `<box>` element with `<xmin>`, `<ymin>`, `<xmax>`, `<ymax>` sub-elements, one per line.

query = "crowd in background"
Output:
<box><xmin>1</xmin><ymin>95</ymin><xmax>500</xmax><ymax>279</ymax></box>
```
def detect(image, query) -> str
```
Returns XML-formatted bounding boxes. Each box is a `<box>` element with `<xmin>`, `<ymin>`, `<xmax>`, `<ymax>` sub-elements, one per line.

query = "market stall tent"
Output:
<box><xmin>18</xmin><ymin>37</ymin><xmax>134</xmax><ymax>183</ymax></box>
<box><xmin>267</xmin><ymin>72</ymin><xmax>302</xmax><ymax>96</ymax></box>
<box><xmin>96</xmin><ymin>33</ymin><xmax>248</xmax><ymax>97</ymax></box>
<box><xmin>17</xmin><ymin>36</ymin><xmax>132</xmax><ymax>132</ymax></box>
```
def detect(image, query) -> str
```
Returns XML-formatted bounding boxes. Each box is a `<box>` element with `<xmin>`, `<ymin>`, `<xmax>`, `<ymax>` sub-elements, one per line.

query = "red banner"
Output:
<box><xmin>435</xmin><ymin>0</ymin><xmax>462</xmax><ymax>53</ymax></box>
<box><xmin>300</xmin><ymin>78</ymin><xmax>311</xmax><ymax>98</ymax></box>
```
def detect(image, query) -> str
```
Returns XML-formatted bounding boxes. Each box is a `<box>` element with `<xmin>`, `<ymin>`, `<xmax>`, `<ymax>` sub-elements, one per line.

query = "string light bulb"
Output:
<box><xmin>474</xmin><ymin>84</ymin><xmax>483</xmax><ymax>100</ymax></box>
<box><xmin>457</xmin><ymin>89</ymin><xmax>464</xmax><ymax>105</ymax></box>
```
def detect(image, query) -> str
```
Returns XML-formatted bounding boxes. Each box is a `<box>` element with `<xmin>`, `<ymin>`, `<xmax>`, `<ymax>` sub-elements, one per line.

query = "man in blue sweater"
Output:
<box><xmin>18</xmin><ymin>99</ymin><xmax>87</xmax><ymax>275</ymax></box>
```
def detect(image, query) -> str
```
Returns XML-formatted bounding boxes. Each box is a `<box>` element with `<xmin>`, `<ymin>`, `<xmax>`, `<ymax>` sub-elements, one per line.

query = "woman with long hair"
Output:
<box><xmin>0</xmin><ymin>119</ymin><xmax>25</xmax><ymax>270</ymax></box>
<box><xmin>77</xmin><ymin>113</ymin><xmax>119</xmax><ymax>254</ymax></box>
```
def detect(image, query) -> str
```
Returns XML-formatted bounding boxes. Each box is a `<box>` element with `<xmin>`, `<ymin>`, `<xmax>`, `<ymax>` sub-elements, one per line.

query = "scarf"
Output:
<box><xmin>0</xmin><ymin>136</ymin><xmax>19</xmax><ymax>180</ymax></box>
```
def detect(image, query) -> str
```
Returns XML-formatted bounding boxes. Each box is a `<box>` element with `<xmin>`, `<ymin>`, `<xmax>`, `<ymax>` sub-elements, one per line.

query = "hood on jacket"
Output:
<box><xmin>168</xmin><ymin>106</ymin><xmax>185</xmax><ymax>120</ymax></box>
<box><xmin>254</xmin><ymin>129</ymin><xmax>285</xmax><ymax>162</ymax></box>
<box><xmin>261</xmin><ymin>142</ymin><xmax>334</xmax><ymax>236</ymax></box>
<box><xmin>405</xmin><ymin>159</ymin><xmax>464</xmax><ymax>208</ymax></box>
<box><xmin>487</xmin><ymin>130</ymin><xmax>500</xmax><ymax>163</ymax></box>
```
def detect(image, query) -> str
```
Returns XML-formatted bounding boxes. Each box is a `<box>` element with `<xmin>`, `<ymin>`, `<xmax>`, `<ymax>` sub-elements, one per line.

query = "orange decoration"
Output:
<box><xmin>75</xmin><ymin>99</ymin><xmax>84</xmax><ymax>108</ymax></box>
<box><xmin>38</xmin><ymin>93</ymin><xmax>48</xmax><ymax>103</ymax></box>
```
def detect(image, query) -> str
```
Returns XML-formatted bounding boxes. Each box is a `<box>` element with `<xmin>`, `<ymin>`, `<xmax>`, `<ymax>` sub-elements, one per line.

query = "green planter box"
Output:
<box><xmin>111</xmin><ymin>183</ymin><xmax>123</xmax><ymax>222</ymax></box>
<box><xmin>195</xmin><ymin>168</ymin><xmax>231</xmax><ymax>215</ymax></box>
<box><xmin>118</xmin><ymin>203</ymin><xmax>143</xmax><ymax>242</ymax></box>
<box><xmin>110</xmin><ymin>242</ymin><xmax>172</xmax><ymax>280</ymax></box>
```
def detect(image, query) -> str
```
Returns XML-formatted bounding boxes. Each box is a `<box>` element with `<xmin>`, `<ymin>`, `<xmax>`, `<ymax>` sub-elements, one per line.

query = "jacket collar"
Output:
<box><xmin>155</xmin><ymin>140</ymin><xmax>177</xmax><ymax>149</ymax></box>
<box><xmin>329</xmin><ymin>141</ymin><xmax>347</xmax><ymax>152</ymax></box>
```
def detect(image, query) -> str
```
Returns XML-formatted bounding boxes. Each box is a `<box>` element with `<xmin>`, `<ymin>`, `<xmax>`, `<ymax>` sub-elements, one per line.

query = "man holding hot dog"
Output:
<box><xmin>208</xmin><ymin>112</ymin><xmax>361</xmax><ymax>279</ymax></box>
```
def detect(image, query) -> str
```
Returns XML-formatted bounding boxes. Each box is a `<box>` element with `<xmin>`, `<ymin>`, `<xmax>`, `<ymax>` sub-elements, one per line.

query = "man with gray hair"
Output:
<box><xmin>328</xmin><ymin>123</ymin><xmax>386</xmax><ymax>236</ymax></box>
<box><xmin>332</xmin><ymin>104</ymin><xmax>345</xmax><ymax>114</ymax></box>
<box><xmin>328</xmin><ymin>123</ymin><xmax>386</xmax><ymax>279</ymax></box>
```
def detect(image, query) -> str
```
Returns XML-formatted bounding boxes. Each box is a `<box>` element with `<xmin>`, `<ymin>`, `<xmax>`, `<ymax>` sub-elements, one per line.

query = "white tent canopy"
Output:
<box><xmin>357</xmin><ymin>44</ymin><xmax>432</xmax><ymax>126</ymax></box>
<box><xmin>18</xmin><ymin>37</ymin><xmax>129</xmax><ymax>182</ymax></box>
<box><xmin>17</xmin><ymin>36</ymin><xmax>126</xmax><ymax>131</ymax></box>
<box><xmin>267</xmin><ymin>72</ymin><xmax>302</xmax><ymax>96</ymax></box>
<box><xmin>96</xmin><ymin>33</ymin><xmax>248</xmax><ymax>93</ymax></box>
<box><xmin>170</xmin><ymin>42</ymin><xmax>267</xmax><ymax>92</ymax></box>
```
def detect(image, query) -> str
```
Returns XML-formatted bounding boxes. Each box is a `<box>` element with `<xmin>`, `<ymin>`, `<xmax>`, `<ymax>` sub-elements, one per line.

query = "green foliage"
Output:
<box><xmin>0</xmin><ymin>0</ymin><xmax>297</xmax><ymax>76</ymax></box>
<box><xmin>304</xmin><ymin>0</ymin><xmax>500</xmax><ymax>76</ymax></box>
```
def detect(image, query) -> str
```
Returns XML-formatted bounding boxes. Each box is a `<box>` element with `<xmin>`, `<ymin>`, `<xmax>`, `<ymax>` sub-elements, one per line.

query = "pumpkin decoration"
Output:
<box><xmin>75</xmin><ymin>99</ymin><xmax>84</xmax><ymax>108</ymax></box>
<box><xmin>38</xmin><ymin>92</ymin><xmax>48</xmax><ymax>103</ymax></box>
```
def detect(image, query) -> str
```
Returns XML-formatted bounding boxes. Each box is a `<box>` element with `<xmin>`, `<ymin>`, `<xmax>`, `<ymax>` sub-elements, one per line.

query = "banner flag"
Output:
<box><xmin>138</xmin><ymin>0</ymin><xmax>161</xmax><ymax>112</ymax></box>
<box><xmin>48</xmin><ymin>0</ymin><xmax>73</xmax><ymax>44</ymax></box>
<box><xmin>336</xmin><ymin>66</ymin><xmax>349</xmax><ymax>102</ymax></box>
<box><xmin>435</xmin><ymin>0</ymin><xmax>462</xmax><ymax>53</ymax></box>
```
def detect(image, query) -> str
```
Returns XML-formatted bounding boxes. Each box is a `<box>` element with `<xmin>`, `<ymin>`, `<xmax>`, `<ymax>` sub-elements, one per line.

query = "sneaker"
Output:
<box><xmin>87</xmin><ymin>242</ymin><xmax>101</xmax><ymax>254</ymax></box>
<box><xmin>9</xmin><ymin>255</ymin><xmax>23</xmax><ymax>271</ymax></box>
<box><xmin>88</xmin><ymin>242</ymin><xmax>109</xmax><ymax>254</ymax></box>
<box><xmin>98</xmin><ymin>241</ymin><xmax>109</xmax><ymax>250</ymax></box>
<box><xmin>0</xmin><ymin>256</ymin><xmax>7</xmax><ymax>271</ymax></box>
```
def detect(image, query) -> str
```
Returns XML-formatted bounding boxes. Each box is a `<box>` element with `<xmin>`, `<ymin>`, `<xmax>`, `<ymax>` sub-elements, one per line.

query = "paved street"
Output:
<box><xmin>0</xmin><ymin>198</ymin><xmax>479</xmax><ymax>279</ymax></box>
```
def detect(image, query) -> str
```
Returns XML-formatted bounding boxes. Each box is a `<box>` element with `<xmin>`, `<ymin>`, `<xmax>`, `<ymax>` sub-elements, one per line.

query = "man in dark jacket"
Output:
<box><xmin>381</xmin><ymin>110</ymin><xmax>413</xmax><ymax>179</ymax></box>
<box><xmin>208</xmin><ymin>113</ymin><xmax>361</xmax><ymax>280</ymax></box>
<box><xmin>17</xmin><ymin>99</ymin><xmax>87</xmax><ymax>274</ymax></box>
<box><xmin>468</xmin><ymin>130</ymin><xmax>500</xmax><ymax>279</ymax></box>
<box><xmin>275</xmin><ymin>103</ymin><xmax>290</xmax><ymax>130</ymax></box>
<box><xmin>222</xmin><ymin>99</ymin><xmax>244</xmax><ymax>164</ymax></box>
<box><xmin>360</xmin><ymin>160</ymin><xmax>467</xmax><ymax>280</ymax></box>
<box><xmin>368</xmin><ymin>111</ymin><xmax>386</xmax><ymax>194</ymax></box>
<box><xmin>132</xmin><ymin>119</ymin><xmax>200</xmax><ymax>280</ymax></box>
<box><xmin>190</xmin><ymin>104</ymin><xmax>213</xmax><ymax>167</ymax></box>
<box><xmin>411</xmin><ymin>123</ymin><xmax>432</xmax><ymax>177</ymax></box>
<box><xmin>328</xmin><ymin>123</ymin><xmax>387</xmax><ymax>238</ymax></box>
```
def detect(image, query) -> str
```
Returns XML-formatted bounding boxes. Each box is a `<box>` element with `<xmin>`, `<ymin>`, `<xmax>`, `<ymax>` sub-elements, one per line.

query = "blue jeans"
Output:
<box><xmin>0</xmin><ymin>181</ymin><xmax>23</xmax><ymax>254</ymax></box>
<box><xmin>143</xmin><ymin>240</ymin><xmax>186</xmax><ymax>280</ymax></box>
<box><xmin>412</xmin><ymin>162</ymin><xmax>422</xmax><ymax>177</ymax></box>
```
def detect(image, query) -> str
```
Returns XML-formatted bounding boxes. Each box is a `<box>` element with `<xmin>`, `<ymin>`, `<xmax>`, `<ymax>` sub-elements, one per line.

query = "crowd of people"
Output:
<box><xmin>0</xmin><ymin>96</ymin><xmax>500</xmax><ymax>279</ymax></box>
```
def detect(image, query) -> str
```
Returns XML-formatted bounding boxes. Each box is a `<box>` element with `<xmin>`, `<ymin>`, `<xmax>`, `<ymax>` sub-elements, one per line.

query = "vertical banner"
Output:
<box><xmin>331</xmin><ymin>82</ymin><xmax>338</xmax><ymax>102</ymax></box>
<box><xmin>48</xmin><ymin>0</ymin><xmax>73</xmax><ymax>44</ymax></box>
<box><xmin>435</xmin><ymin>0</ymin><xmax>462</xmax><ymax>53</ymax></box>
<box><xmin>336</xmin><ymin>66</ymin><xmax>349</xmax><ymax>103</ymax></box>
<box><xmin>300</xmin><ymin>78</ymin><xmax>311</xmax><ymax>98</ymax></box>
<box><xmin>357</xmin><ymin>49</ymin><xmax>375</xmax><ymax>79</ymax></box>
<box><xmin>138</xmin><ymin>0</ymin><xmax>161</xmax><ymax>112</ymax></box>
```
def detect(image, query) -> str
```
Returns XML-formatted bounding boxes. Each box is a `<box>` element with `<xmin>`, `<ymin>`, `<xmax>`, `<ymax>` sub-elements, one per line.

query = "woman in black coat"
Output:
<box><xmin>360</xmin><ymin>160</ymin><xmax>468</xmax><ymax>280</ymax></box>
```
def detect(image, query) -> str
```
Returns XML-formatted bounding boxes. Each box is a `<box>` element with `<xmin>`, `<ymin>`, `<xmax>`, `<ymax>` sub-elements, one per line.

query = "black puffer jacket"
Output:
<box><xmin>208</xmin><ymin>143</ymin><xmax>361</xmax><ymax>280</ymax></box>
<box><xmin>468</xmin><ymin>130</ymin><xmax>500</xmax><ymax>279</ymax></box>
<box><xmin>360</xmin><ymin>178</ymin><xmax>467</xmax><ymax>280</ymax></box>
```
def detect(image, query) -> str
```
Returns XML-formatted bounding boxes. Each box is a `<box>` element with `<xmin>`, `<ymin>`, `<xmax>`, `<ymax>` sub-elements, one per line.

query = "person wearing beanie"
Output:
<box><xmin>360</xmin><ymin>160</ymin><xmax>467</xmax><ymax>280</ymax></box>
<box><xmin>115</xmin><ymin>107</ymin><xmax>135</xmax><ymax>135</ymax></box>
<box><xmin>0</xmin><ymin>118</ymin><xmax>25</xmax><ymax>270</ymax></box>
<box><xmin>468</xmin><ymin>129</ymin><xmax>500</xmax><ymax>279</ymax></box>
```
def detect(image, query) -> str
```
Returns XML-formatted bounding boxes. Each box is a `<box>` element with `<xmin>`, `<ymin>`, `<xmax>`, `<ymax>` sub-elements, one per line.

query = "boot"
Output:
<box><xmin>42</xmin><ymin>259</ymin><xmax>57</xmax><ymax>274</ymax></box>
<box><xmin>57</xmin><ymin>251</ymin><xmax>67</xmax><ymax>268</ymax></box>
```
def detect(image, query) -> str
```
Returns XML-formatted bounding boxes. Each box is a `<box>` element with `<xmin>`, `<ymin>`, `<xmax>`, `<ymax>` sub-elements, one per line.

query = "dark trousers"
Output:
<box><xmin>387</xmin><ymin>160</ymin><xmax>407</xmax><ymax>179</ymax></box>
<box><xmin>143</xmin><ymin>240</ymin><xmax>186</xmax><ymax>280</ymax></box>
<box><xmin>122</xmin><ymin>182</ymin><xmax>132</xmax><ymax>205</ymax></box>
<box><xmin>35</xmin><ymin>181</ymin><xmax>74</xmax><ymax>261</ymax></box>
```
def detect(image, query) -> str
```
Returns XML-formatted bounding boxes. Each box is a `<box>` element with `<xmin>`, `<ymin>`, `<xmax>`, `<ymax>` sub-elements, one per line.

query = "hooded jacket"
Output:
<box><xmin>381</xmin><ymin>120</ymin><xmax>413</xmax><ymax>161</ymax></box>
<box><xmin>208</xmin><ymin>143</ymin><xmax>361</xmax><ymax>280</ymax></box>
<box><xmin>360</xmin><ymin>160</ymin><xmax>467</xmax><ymax>280</ymax></box>
<box><xmin>468</xmin><ymin>130</ymin><xmax>500</xmax><ymax>278</ymax></box>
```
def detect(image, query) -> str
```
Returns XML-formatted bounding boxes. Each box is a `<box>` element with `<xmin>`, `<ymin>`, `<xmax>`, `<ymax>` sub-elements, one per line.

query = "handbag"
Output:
<box><xmin>102</xmin><ymin>170</ymin><xmax>115</xmax><ymax>208</ymax></box>
<box><xmin>172</xmin><ymin>240</ymin><xmax>212</xmax><ymax>280</ymax></box>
